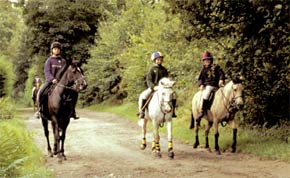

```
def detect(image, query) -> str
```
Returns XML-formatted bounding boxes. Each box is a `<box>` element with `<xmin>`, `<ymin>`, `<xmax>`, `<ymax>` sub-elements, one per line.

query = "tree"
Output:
<box><xmin>166</xmin><ymin>0</ymin><xmax>290</xmax><ymax>125</ymax></box>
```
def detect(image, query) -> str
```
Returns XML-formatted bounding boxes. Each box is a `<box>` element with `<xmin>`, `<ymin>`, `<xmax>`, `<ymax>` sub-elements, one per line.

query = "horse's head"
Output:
<box><xmin>157</xmin><ymin>78</ymin><xmax>176</xmax><ymax>114</ymax></box>
<box><xmin>64</xmin><ymin>64</ymin><xmax>87</xmax><ymax>92</ymax></box>
<box><xmin>35</xmin><ymin>78</ymin><xmax>41</xmax><ymax>89</ymax></box>
<box><xmin>230</xmin><ymin>77</ymin><xmax>245</xmax><ymax>110</ymax></box>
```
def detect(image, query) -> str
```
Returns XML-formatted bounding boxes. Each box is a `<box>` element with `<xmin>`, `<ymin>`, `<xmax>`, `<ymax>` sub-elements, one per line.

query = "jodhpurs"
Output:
<box><xmin>202</xmin><ymin>85</ymin><xmax>216</xmax><ymax>100</ymax></box>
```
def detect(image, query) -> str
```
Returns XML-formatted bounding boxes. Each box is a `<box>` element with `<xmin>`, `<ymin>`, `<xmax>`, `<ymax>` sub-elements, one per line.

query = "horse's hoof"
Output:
<box><xmin>231</xmin><ymin>147</ymin><xmax>236</xmax><ymax>153</ymax></box>
<box><xmin>215</xmin><ymin>150</ymin><xmax>221</xmax><ymax>155</ymax></box>
<box><xmin>168</xmin><ymin>151</ymin><xmax>174</xmax><ymax>159</ymax></box>
<box><xmin>193</xmin><ymin>143</ymin><xmax>199</xmax><ymax>149</ymax></box>
<box><xmin>140</xmin><ymin>144</ymin><xmax>146</xmax><ymax>150</ymax></box>
<box><xmin>154</xmin><ymin>151</ymin><xmax>162</xmax><ymax>158</ymax></box>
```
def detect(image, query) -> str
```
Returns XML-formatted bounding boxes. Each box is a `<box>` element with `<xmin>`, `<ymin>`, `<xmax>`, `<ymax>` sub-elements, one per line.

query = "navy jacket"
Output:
<box><xmin>197</xmin><ymin>64</ymin><xmax>225</xmax><ymax>87</ymax></box>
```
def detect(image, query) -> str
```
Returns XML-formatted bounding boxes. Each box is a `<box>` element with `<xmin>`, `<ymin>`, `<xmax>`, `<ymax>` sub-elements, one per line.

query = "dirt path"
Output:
<box><xmin>23</xmin><ymin>109</ymin><xmax>290</xmax><ymax>178</ymax></box>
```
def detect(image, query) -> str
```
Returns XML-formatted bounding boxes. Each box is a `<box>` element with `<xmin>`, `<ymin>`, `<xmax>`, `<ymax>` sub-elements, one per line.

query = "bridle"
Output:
<box><xmin>221</xmin><ymin>83</ymin><xmax>243</xmax><ymax>113</ymax></box>
<box><xmin>55</xmin><ymin>68</ymin><xmax>86</xmax><ymax>92</ymax></box>
<box><xmin>157</xmin><ymin>87</ymin><xmax>174</xmax><ymax>127</ymax></box>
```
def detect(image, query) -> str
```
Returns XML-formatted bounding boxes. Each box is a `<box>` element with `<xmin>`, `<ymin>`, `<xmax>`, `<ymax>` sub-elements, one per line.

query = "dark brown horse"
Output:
<box><xmin>40</xmin><ymin>64</ymin><xmax>87</xmax><ymax>162</ymax></box>
<box><xmin>32</xmin><ymin>77</ymin><xmax>42</xmax><ymax>112</ymax></box>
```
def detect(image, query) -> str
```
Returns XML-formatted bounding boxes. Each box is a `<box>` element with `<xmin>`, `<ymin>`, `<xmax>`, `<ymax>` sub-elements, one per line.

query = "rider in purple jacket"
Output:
<box><xmin>36</xmin><ymin>42</ymin><xmax>79</xmax><ymax>119</ymax></box>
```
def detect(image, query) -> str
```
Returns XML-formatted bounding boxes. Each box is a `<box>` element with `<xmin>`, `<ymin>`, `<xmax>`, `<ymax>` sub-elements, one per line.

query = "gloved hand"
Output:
<box><xmin>219</xmin><ymin>80</ymin><xmax>224</xmax><ymax>87</ymax></box>
<box><xmin>153</xmin><ymin>86</ymin><xmax>159</xmax><ymax>91</ymax></box>
<box><xmin>52</xmin><ymin>79</ymin><xmax>58</xmax><ymax>84</ymax></box>
<box><xmin>199</xmin><ymin>85</ymin><xmax>205</xmax><ymax>90</ymax></box>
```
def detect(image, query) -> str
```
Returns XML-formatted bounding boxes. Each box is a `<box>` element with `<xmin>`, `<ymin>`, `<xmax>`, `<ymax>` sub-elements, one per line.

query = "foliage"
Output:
<box><xmin>0</xmin><ymin>98</ymin><xmax>14</xmax><ymax>120</ymax></box>
<box><xmin>0</xmin><ymin>119</ymin><xmax>52</xmax><ymax>178</ymax></box>
<box><xmin>0</xmin><ymin>55</ymin><xmax>15</xmax><ymax>98</ymax></box>
<box><xmin>165</xmin><ymin>0</ymin><xmax>290</xmax><ymax>125</ymax></box>
<box><xmin>84</xmin><ymin>0</ymin><xmax>221</xmax><ymax>105</ymax></box>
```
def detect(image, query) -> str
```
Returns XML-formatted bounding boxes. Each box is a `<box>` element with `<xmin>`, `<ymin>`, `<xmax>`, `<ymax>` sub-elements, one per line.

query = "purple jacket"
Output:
<box><xmin>44</xmin><ymin>56</ymin><xmax>66</xmax><ymax>83</ymax></box>
<box><xmin>197</xmin><ymin>64</ymin><xmax>225</xmax><ymax>87</ymax></box>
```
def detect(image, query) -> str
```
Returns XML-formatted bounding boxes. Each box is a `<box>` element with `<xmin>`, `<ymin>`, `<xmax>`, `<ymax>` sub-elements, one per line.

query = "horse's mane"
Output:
<box><xmin>55</xmin><ymin>64</ymin><xmax>69</xmax><ymax>81</ymax></box>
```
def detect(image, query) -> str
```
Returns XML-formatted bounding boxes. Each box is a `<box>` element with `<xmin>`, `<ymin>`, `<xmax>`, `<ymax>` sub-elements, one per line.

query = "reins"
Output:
<box><xmin>220</xmin><ymin>83</ymin><xmax>243</xmax><ymax>126</ymax></box>
<box><xmin>55</xmin><ymin>77</ymin><xmax>84</xmax><ymax>91</ymax></box>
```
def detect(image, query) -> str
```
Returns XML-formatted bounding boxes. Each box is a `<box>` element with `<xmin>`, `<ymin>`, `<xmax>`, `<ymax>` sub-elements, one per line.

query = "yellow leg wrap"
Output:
<box><xmin>168</xmin><ymin>141</ymin><xmax>173</xmax><ymax>149</ymax></box>
<box><xmin>155</xmin><ymin>143</ymin><xmax>160</xmax><ymax>151</ymax></box>
<box><xmin>141</xmin><ymin>138</ymin><xmax>146</xmax><ymax>145</ymax></box>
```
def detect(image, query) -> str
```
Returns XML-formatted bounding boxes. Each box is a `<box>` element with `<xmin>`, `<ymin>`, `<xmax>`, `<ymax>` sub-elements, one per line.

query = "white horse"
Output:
<box><xmin>138</xmin><ymin>77</ymin><xmax>176</xmax><ymax>159</ymax></box>
<box><xmin>190</xmin><ymin>77</ymin><xmax>244</xmax><ymax>155</ymax></box>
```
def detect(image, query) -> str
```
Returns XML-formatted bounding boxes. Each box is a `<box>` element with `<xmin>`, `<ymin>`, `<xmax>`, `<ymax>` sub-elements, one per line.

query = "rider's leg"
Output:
<box><xmin>197</xmin><ymin>85</ymin><xmax>215</xmax><ymax>120</ymax></box>
<box><xmin>139</xmin><ymin>88</ymin><xmax>153</xmax><ymax>119</ymax></box>
<box><xmin>35</xmin><ymin>83</ymin><xmax>49</xmax><ymax>118</ymax></box>
<box><xmin>70</xmin><ymin>91</ymin><xmax>79</xmax><ymax>119</ymax></box>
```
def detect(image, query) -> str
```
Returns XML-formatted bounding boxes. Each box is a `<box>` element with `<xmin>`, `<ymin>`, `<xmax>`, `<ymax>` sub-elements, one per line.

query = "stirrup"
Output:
<box><xmin>172</xmin><ymin>112</ymin><xmax>177</xmax><ymax>118</ymax></box>
<box><xmin>71</xmin><ymin>113</ymin><xmax>80</xmax><ymax>120</ymax></box>
<box><xmin>34</xmin><ymin>111</ymin><xmax>40</xmax><ymax>119</ymax></box>
<box><xmin>139</xmin><ymin>111</ymin><xmax>145</xmax><ymax>119</ymax></box>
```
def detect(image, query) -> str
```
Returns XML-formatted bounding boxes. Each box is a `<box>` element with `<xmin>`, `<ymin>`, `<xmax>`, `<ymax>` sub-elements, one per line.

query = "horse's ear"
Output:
<box><xmin>233</xmin><ymin>76</ymin><xmax>245</xmax><ymax>84</ymax></box>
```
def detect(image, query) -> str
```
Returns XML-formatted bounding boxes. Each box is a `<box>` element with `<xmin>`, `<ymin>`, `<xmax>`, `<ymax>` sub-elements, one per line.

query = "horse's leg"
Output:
<box><xmin>193</xmin><ymin>118</ymin><xmax>200</xmax><ymax>148</ymax></box>
<box><xmin>51</xmin><ymin>119</ymin><xmax>61</xmax><ymax>159</ymax></box>
<box><xmin>228</xmin><ymin>120</ymin><xmax>237</xmax><ymax>153</ymax></box>
<box><xmin>140</xmin><ymin>119</ymin><xmax>148</xmax><ymax>150</ymax></box>
<box><xmin>213</xmin><ymin>120</ymin><xmax>221</xmax><ymax>155</ymax></box>
<box><xmin>41</xmin><ymin>118</ymin><xmax>53</xmax><ymax>157</ymax></box>
<box><xmin>152</xmin><ymin>120</ymin><xmax>161</xmax><ymax>158</ymax></box>
<box><xmin>60</xmin><ymin>126</ymin><xmax>68</xmax><ymax>161</ymax></box>
<box><xmin>167</xmin><ymin>121</ymin><xmax>174</xmax><ymax>159</ymax></box>
<box><xmin>205</xmin><ymin>121</ymin><xmax>213</xmax><ymax>151</ymax></box>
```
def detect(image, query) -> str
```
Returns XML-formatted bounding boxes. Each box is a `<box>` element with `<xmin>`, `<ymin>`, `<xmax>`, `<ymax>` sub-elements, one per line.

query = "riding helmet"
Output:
<box><xmin>50</xmin><ymin>41</ymin><xmax>62</xmax><ymax>50</ymax></box>
<box><xmin>151</xmin><ymin>52</ymin><xmax>164</xmax><ymax>61</ymax></box>
<box><xmin>202</xmin><ymin>51</ymin><xmax>213</xmax><ymax>61</ymax></box>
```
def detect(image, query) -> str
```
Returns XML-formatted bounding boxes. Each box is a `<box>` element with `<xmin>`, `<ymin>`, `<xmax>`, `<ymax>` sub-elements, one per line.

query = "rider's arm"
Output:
<box><xmin>44</xmin><ymin>58</ymin><xmax>54</xmax><ymax>83</ymax></box>
<box><xmin>146</xmin><ymin>68</ymin><xmax>155</xmax><ymax>90</ymax></box>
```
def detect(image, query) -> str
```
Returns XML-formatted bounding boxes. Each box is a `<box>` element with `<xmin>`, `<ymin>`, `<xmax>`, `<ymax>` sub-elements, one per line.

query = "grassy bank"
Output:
<box><xmin>0</xmin><ymin>118</ymin><xmax>52</xmax><ymax>178</ymax></box>
<box><xmin>87</xmin><ymin>102</ymin><xmax>290</xmax><ymax>163</ymax></box>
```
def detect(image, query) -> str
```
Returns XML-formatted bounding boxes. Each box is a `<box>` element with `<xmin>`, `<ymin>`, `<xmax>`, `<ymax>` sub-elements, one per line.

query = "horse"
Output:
<box><xmin>139</xmin><ymin>77</ymin><xmax>176</xmax><ymax>159</ymax></box>
<box><xmin>32</xmin><ymin>77</ymin><xmax>42</xmax><ymax>112</ymax></box>
<box><xmin>40</xmin><ymin>63</ymin><xmax>87</xmax><ymax>162</ymax></box>
<box><xmin>190</xmin><ymin>77</ymin><xmax>244</xmax><ymax>155</ymax></box>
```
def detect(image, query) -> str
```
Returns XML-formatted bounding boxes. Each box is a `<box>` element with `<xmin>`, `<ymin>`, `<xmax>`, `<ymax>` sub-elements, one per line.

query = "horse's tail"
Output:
<box><xmin>189</xmin><ymin>111</ymin><xmax>195</xmax><ymax>129</ymax></box>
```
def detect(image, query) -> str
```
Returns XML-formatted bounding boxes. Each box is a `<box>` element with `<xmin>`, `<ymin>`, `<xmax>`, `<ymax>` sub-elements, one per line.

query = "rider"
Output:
<box><xmin>138</xmin><ymin>51</ymin><xmax>177</xmax><ymax>119</ymax></box>
<box><xmin>196</xmin><ymin>51</ymin><xmax>225</xmax><ymax>120</ymax></box>
<box><xmin>36</xmin><ymin>41</ymin><xmax>79</xmax><ymax>119</ymax></box>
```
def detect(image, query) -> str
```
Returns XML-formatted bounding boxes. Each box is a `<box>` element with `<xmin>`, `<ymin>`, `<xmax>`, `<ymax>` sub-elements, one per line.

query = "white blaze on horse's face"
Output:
<box><xmin>75</xmin><ymin>67</ymin><xmax>87</xmax><ymax>91</ymax></box>
<box><xmin>158</xmin><ymin>87</ymin><xmax>174</xmax><ymax>113</ymax></box>
<box><xmin>232</xmin><ymin>83</ymin><xmax>244</xmax><ymax>109</ymax></box>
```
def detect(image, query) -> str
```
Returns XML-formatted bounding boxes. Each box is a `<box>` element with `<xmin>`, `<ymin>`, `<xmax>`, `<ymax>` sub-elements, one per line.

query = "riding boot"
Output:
<box><xmin>71</xmin><ymin>109</ymin><xmax>79</xmax><ymax>120</ymax></box>
<box><xmin>172</xmin><ymin>99</ymin><xmax>177</xmax><ymax>118</ymax></box>
<box><xmin>197</xmin><ymin>99</ymin><xmax>209</xmax><ymax>120</ymax></box>
<box><xmin>139</xmin><ymin>99</ymin><xmax>147</xmax><ymax>119</ymax></box>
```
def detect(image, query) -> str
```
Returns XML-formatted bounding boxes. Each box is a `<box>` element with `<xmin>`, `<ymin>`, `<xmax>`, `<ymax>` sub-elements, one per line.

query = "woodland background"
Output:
<box><xmin>0</xmin><ymin>0</ymin><xmax>289</xmax><ymax>126</ymax></box>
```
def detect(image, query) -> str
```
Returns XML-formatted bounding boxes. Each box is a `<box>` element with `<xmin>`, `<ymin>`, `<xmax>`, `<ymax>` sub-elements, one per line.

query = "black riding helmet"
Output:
<box><xmin>50</xmin><ymin>41</ymin><xmax>61</xmax><ymax>50</ymax></box>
